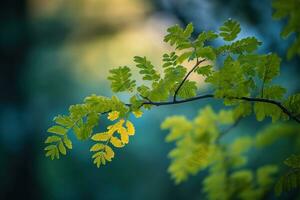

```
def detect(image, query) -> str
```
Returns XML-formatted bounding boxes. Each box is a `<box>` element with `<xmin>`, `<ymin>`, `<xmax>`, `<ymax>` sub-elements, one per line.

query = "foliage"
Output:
<box><xmin>45</xmin><ymin>95</ymin><xmax>132</xmax><ymax>166</ymax></box>
<box><xmin>275</xmin><ymin>154</ymin><xmax>300</xmax><ymax>196</ymax></box>
<box><xmin>161</xmin><ymin>106</ymin><xmax>234</xmax><ymax>184</ymax></box>
<box><xmin>45</xmin><ymin>19</ymin><xmax>300</xmax><ymax>197</ymax></box>
<box><xmin>90</xmin><ymin>112</ymin><xmax>135</xmax><ymax>167</ymax></box>
<box><xmin>219</xmin><ymin>19</ymin><xmax>241</xmax><ymax>41</ymax></box>
<box><xmin>108</xmin><ymin>66</ymin><xmax>136</xmax><ymax>92</ymax></box>
<box><xmin>273</xmin><ymin>0</ymin><xmax>300</xmax><ymax>59</ymax></box>
<box><xmin>163</xmin><ymin>108</ymin><xmax>300</xmax><ymax>199</ymax></box>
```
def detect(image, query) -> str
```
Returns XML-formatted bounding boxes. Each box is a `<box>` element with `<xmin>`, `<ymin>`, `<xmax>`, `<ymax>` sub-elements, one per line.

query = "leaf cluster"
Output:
<box><xmin>273</xmin><ymin>0</ymin><xmax>300</xmax><ymax>59</ymax></box>
<box><xmin>275</xmin><ymin>154</ymin><xmax>300</xmax><ymax>196</ymax></box>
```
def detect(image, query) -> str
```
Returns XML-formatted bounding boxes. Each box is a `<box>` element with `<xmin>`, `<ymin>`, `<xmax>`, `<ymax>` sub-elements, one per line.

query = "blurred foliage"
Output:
<box><xmin>161</xmin><ymin>106</ymin><xmax>234</xmax><ymax>184</ymax></box>
<box><xmin>164</xmin><ymin>108</ymin><xmax>300</xmax><ymax>199</ymax></box>
<box><xmin>272</xmin><ymin>0</ymin><xmax>300</xmax><ymax>59</ymax></box>
<box><xmin>275</xmin><ymin>154</ymin><xmax>300</xmax><ymax>196</ymax></box>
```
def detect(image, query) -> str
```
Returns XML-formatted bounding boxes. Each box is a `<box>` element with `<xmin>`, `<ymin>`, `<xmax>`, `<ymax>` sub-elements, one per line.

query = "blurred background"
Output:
<box><xmin>1</xmin><ymin>0</ymin><xmax>299</xmax><ymax>199</ymax></box>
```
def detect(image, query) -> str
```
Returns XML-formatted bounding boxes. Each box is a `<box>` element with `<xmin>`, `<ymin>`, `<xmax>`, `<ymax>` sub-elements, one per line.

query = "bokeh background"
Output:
<box><xmin>1</xmin><ymin>0</ymin><xmax>299</xmax><ymax>199</ymax></box>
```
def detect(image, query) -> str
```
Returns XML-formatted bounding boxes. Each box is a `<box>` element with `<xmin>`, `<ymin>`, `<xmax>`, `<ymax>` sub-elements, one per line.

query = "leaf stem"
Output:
<box><xmin>173</xmin><ymin>58</ymin><xmax>206</xmax><ymax>102</ymax></box>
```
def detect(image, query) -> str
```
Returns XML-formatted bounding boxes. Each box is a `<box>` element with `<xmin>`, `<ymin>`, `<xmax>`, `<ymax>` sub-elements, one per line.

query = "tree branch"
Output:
<box><xmin>126</xmin><ymin>94</ymin><xmax>300</xmax><ymax>123</ymax></box>
<box><xmin>173</xmin><ymin>58</ymin><xmax>206</xmax><ymax>102</ymax></box>
<box><xmin>237</xmin><ymin>96</ymin><xmax>300</xmax><ymax>123</ymax></box>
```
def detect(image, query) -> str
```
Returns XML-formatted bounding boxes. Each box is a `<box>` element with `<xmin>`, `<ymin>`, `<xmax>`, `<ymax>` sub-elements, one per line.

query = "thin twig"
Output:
<box><xmin>173</xmin><ymin>58</ymin><xmax>206</xmax><ymax>102</ymax></box>
<box><xmin>140</xmin><ymin>94</ymin><xmax>153</xmax><ymax>103</ymax></box>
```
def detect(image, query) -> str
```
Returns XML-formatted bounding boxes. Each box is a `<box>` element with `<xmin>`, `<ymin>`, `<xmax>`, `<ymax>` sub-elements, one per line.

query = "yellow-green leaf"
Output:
<box><xmin>44</xmin><ymin>145</ymin><xmax>56</xmax><ymax>151</ymax></box>
<box><xmin>47</xmin><ymin>125</ymin><xmax>68</xmax><ymax>135</ymax></box>
<box><xmin>45</xmin><ymin>135</ymin><xmax>61</xmax><ymax>143</ymax></box>
<box><xmin>63</xmin><ymin>135</ymin><xmax>72</xmax><ymax>149</ymax></box>
<box><xmin>133</xmin><ymin>110</ymin><xmax>143</xmax><ymax>118</ymax></box>
<box><xmin>90</xmin><ymin>143</ymin><xmax>105</xmax><ymax>152</ymax></box>
<box><xmin>58</xmin><ymin>141</ymin><xmax>66</xmax><ymax>155</ymax></box>
<box><xmin>93</xmin><ymin>156</ymin><xmax>101</xmax><ymax>168</ymax></box>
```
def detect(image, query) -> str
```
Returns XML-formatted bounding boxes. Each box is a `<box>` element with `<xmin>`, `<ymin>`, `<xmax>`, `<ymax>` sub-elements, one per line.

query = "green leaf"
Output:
<box><xmin>196</xmin><ymin>31</ymin><xmax>218</xmax><ymax>45</ymax></box>
<box><xmin>134</xmin><ymin>56</ymin><xmax>160</xmax><ymax>81</ymax></box>
<box><xmin>206</xmin><ymin>56</ymin><xmax>249</xmax><ymax>99</ymax></box>
<box><xmin>90</xmin><ymin>143</ymin><xmax>105</xmax><ymax>152</ymax></box>
<box><xmin>177</xmin><ymin>80</ymin><xmax>197</xmax><ymax>99</ymax></box>
<box><xmin>257</xmin><ymin>53</ymin><xmax>281</xmax><ymax>83</ymax></box>
<box><xmin>184</xmin><ymin>23</ymin><xmax>194</xmax><ymax>38</ymax></box>
<box><xmin>164</xmin><ymin>23</ymin><xmax>193</xmax><ymax>49</ymax></box>
<box><xmin>148</xmin><ymin>80</ymin><xmax>170</xmax><ymax>102</ymax></box>
<box><xmin>63</xmin><ymin>135</ymin><xmax>72</xmax><ymax>149</ymax></box>
<box><xmin>137</xmin><ymin>85</ymin><xmax>151</xmax><ymax>98</ymax></box>
<box><xmin>229</xmin><ymin>37</ymin><xmax>262</xmax><ymax>53</ymax></box>
<box><xmin>47</xmin><ymin>125</ymin><xmax>68</xmax><ymax>135</ymax></box>
<box><xmin>69</xmin><ymin>104</ymin><xmax>89</xmax><ymax>121</ymax></box>
<box><xmin>195</xmin><ymin>65</ymin><xmax>213</xmax><ymax>77</ymax></box>
<box><xmin>53</xmin><ymin>115</ymin><xmax>74</xmax><ymax>128</ymax></box>
<box><xmin>45</xmin><ymin>145</ymin><xmax>59</xmax><ymax>160</ymax></box>
<box><xmin>176</xmin><ymin>51</ymin><xmax>193</xmax><ymax>64</ymax></box>
<box><xmin>233</xmin><ymin>102</ymin><xmax>252</xmax><ymax>119</ymax></box>
<box><xmin>108</xmin><ymin>66</ymin><xmax>136</xmax><ymax>92</ymax></box>
<box><xmin>58</xmin><ymin>141</ymin><xmax>66</xmax><ymax>155</ymax></box>
<box><xmin>262</xmin><ymin>85</ymin><xmax>286</xmax><ymax>100</ymax></box>
<box><xmin>272</xmin><ymin>0</ymin><xmax>300</xmax><ymax>58</ymax></box>
<box><xmin>163</xmin><ymin>52</ymin><xmax>177</xmax><ymax>63</ymax></box>
<box><xmin>44</xmin><ymin>144</ymin><xmax>57</xmax><ymax>151</ymax></box>
<box><xmin>92</xmin><ymin>152</ymin><xmax>102</xmax><ymax>159</ymax></box>
<box><xmin>164</xmin><ymin>65</ymin><xmax>187</xmax><ymax>82</ymax></box>
<box><xmin>72</xmin><ymin>112</ymin><xmax>99</xmax><ymax>141</ymax></box>
<box><xmin>45</xmin><ymin>135</ymin><xmax>61</xmax><ymax>143</ymax></box>
<box><xmin>219</xmin><ymin>19</ymin><xmax>241</xmax><ymax>41</ymax></box>
<box><xmin>284</xmin><ymin>93</ymin><xmax>300</xmax><ymax>116</ymax></box>
<box><xmin>238</xmin><ymin>54</ymin><xmax>261</xmax><ymax>77</ymax></box>
<box><xmin>93</xmin><ymin>153</ymin><xmax>105</xmax><ymax>168</ymax></box>
<box><xmin>196</xmin><ymin>47</ymin><xmax>216</xmax><ymax>60</ymax></box>
<box><xmin>254</xmin><ymin>102</ymin><xmax>282</xmax><ymax>122</ymax></box>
